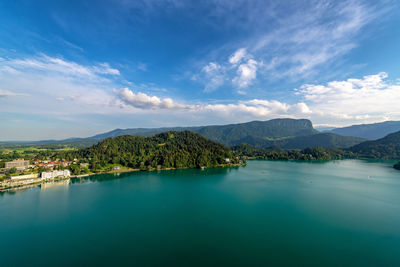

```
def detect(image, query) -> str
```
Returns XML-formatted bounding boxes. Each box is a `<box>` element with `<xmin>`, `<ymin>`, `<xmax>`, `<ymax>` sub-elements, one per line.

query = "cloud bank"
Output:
<box><xmin>115</xmin><ymin>72</ymin><xmax>400</xmax><ymax>126</ymax></box>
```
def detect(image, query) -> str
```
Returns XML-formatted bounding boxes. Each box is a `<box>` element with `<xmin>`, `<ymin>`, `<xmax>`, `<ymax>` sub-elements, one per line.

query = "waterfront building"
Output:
<box><xmin>5</xmin><ymin>159</ymin><xmax>29</xmax><ymax>171</ymax></box>
<box><xmin>11</xmin><ymin>173</ymin><xmax>40</xmax><ymax>180</ymax></box>
<box><xmin>41</xmin><ymin>170</ymin><xmax>71</xmax><ymax>180</ymax></box>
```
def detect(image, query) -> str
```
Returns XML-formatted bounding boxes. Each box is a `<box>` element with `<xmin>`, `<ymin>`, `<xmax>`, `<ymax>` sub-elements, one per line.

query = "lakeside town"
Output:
<box><xmin>0</xmin><ymin>156</ymin><xmax>124</xmax><ymax>191</ymax></box>
<box><xmin>1</xmin><ymin>158</ymin><xmax>72</xmax><ymax>190</ymax></box>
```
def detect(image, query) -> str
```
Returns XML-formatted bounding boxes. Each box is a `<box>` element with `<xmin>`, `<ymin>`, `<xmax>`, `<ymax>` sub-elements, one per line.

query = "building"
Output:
<box><xmin>11</xmin><ymin>173</ymin><xmax>40</xmax><ymax>180</ymax></box>
<box><xmin>80</xmin><ymin>163</ymin><xmax>89</xmax><ymax>168</ymax></box>
<box><xmin>41</xmin><ymin>170</ymin><xmax>71</xmax><ymax>180</ymax></box>
<box><xmin>5</xmin><ymin>159</ymin><xmax>29</xmax><ymax>170</ymax></box>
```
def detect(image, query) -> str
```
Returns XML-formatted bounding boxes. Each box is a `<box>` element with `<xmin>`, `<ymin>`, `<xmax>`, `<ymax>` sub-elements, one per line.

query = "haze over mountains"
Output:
<box><xmin>328</xmin><ymin>121</ymin><xmax>400</xmax><ymax>140</ymax></box>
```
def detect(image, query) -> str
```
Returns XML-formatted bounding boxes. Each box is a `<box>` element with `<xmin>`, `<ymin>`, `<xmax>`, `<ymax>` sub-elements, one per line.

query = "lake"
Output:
<box><xmin>1</xmin><ymin>160</ymin><xmax>400</xmax><ymax>266</ymax></box>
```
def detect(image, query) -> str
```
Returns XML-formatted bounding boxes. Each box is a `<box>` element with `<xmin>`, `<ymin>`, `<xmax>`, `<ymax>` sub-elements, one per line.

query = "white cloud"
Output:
<box><xmin>202</xmin><ymin>62</ymin><xmax>220</xmax><ymax>74</ymax></box>
<box><xmin>201</xmin><ymin>62</ymin><xmax>225</xmax><ymax>92</ymax></box>
<box><xmin>115</xmin><ymin>88</ymin><xmax>192</xmax><ymax>110</ymax></box>
<box><xmin>116</xmin><ymin>72</ymin><xmax>400</xmax><ymax>127</ymax></box>
<box><xmin>114</xmin><ymin>87</ymin><xmax>312</xmax><ymax>120</ymax></box>
<box><xmin>229</xmin><ymin>48</ymin><xmax>247</xmax><ymax>65</ymax></box>
<box><xmin>233</xmin><ymin>59</ymin><xmax>258</xmax><ymax>88</ymax></box>
<box><xmin>93</xmin><ymin>63</ymin><xmax>120</xmax><ymax>75</ymax></box>
<box><xmin>296</xmin><ymin>72</ymin><xmax>400</xmax><ymax>125</ymax></box>
<box><xmin>0</xmin><ymin>54</ymin><xmax>121</xmax><ymax>117</ymax></box>
<box><xmin>8</xmin><ymin>54</ymin><xmax>120</xmax><ymax>79</ymax></box>
<box><xmin>0</xmin><ymin>90</ymin><xmax>27</xmax><ymax>97</ymax></box>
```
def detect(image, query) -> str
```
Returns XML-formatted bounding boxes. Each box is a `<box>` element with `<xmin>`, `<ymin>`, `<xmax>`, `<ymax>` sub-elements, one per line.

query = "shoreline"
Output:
<box><xmin>0</xmin><ymin>163</ymin><xmax>244</xmax><ymax>192</ymax></box>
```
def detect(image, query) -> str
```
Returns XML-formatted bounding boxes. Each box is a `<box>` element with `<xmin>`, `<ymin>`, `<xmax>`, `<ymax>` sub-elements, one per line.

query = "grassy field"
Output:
<box><xmin>0</xmin><ymin>146</ymin><xmax>77</xmax><ymax>154</ymax></box>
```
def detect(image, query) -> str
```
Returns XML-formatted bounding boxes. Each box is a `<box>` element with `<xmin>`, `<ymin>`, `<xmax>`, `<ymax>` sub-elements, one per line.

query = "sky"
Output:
<box><xmin>1</xmin><ymin>0</ymin><xmax>400</xmax><ymax>140</ymax></box>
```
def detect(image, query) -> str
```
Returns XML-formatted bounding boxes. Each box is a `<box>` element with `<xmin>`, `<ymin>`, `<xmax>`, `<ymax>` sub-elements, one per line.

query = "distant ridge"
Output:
<box><xmin>0</xmin><ymin>118</ymin><xmax>365</xmax><ymax>149</ymax></box>
<box><xmin>349</xmin><ymin>130</ymin><xmax>400</xmax><ymax>159</ymax></box>
<box><xmin>1</xmin><ymin>118</ymin><xmax>317</xmax><ymax>147</ymax></box>
<box><xmin>330</xmin><ymin>121</ymin><xmax>400</xmax><ymax>140</ymax></box>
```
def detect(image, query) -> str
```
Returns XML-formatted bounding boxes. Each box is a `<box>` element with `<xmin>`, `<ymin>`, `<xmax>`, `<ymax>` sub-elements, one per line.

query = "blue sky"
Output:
<box><xmin>1</xmin><ymin>0</ymin><xmax>400</xmax><ymax>140</ymax></box>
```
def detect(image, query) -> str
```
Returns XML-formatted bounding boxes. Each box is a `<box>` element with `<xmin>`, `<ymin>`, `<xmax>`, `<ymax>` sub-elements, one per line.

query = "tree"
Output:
<box><xmin>7</xmin><ymin>167</ymin><xmax>17</xmax><ymax>174</ymax></box>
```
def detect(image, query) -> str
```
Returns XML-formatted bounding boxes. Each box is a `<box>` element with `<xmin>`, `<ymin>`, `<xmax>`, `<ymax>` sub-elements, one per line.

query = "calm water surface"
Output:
<box><xmin>1</xmin><ymin>160</ymin><xmax>400</xmax><ymax>266</ymax></box>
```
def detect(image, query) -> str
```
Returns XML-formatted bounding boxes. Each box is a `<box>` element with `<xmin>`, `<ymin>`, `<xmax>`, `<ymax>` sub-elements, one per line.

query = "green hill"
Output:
<box><xmin>232</xmin><ymin>133</ymin><xmax>364</xmax><ymax>149</ymax></box>
<box><xmin>232</xmin><ymin>143</ymin><xmax>356</xmax><ymax>160</ymax></box>
<box><xmin>349</xmin><ymin>131</ymin><xmax>400</xmax><ymax>159</ymax></box>
<box><xmin>277</xmin><ymin>133</ymin><xmax>365</xmax><ymax>149</ymax></box>
<box><xmin>66</xmin><ymin>131</ymin><xmax>240</xmax><ymax>170</ymax></box>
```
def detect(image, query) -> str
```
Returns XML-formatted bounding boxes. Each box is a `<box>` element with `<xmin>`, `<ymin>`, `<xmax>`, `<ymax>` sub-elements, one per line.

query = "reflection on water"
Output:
<box><xmin>71</xmin><ymin>166</ymin><xmax>240</xmax><ymax>184</ymax></box>
<box><xmin>40</xmin><ymin>179</ymin><xmax>70</xmax><ymax>190</ymax></box>
<box><xmin>0</xmin><ymin>184</ymin><xmax>40</xmax><ymax>196</ymax></box>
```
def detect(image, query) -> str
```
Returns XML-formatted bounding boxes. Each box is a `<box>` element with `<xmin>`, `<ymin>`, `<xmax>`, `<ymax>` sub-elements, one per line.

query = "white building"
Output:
<box><xmin>41</xmin><ymin>170</ymin><xmax>71</xmax><ymax>180</ymax></box>
<box><xmin>11</xmin><ymin>173</ymin><xmax>40</xmax><ymax>180</ymax></box>
<box><xmin>5</xmin><ymin>159</ymin><xmax>29</xmax><ymax>171</ymax></box>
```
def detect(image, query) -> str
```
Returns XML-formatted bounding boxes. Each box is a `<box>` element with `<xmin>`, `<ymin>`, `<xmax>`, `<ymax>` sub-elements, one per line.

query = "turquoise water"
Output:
<box><xmin>1</xmin><ymin>160</ymin><xmax>400</xmax><ymax>266</ymax></box>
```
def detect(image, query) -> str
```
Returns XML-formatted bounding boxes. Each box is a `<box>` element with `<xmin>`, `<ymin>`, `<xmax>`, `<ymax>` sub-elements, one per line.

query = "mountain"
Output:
<box><xmin>233</xmin><ymin>133</ymin><xmax>364</xmax><ymax>149</ymax></box>
<box><xmin>330</xmin><ymin>121</ymin><xmax>400</xmax><ymax>140</ymax></box>
<box><xmin>349</xmin><ymin>131</ymin><xmax>400</xmax><ymax>159</ymax></box>
<box><xmin>232</xmin><ymin>143</ymin><xmax>356</xmax><ymax>160</ymax></box>
<box><xmin>90</xmin><ymin>118</ymin><xmax>318</xmax><ymax>146</ymax></box>
<box><xmin>1</xmin><ymin>118</ymin><xmax>318</xmax><ymax>148</ymax></box>
<box><xmin>1</xmin><ymin>118</ymin><xmax>367</xmax><ymax>149</ymax></box>
<box><xmin>64</xmin><ymin>131</ymin><xmax>240</xmax><ymax>170</ymax></box>
<box><xmin>275</xmin><ymin>133</ymin><xmax>365</xmax><ymax>149</ymax></box>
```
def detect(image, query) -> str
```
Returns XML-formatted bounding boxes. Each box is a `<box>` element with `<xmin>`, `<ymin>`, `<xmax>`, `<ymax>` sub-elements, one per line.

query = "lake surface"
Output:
<box><xmin>1</xmin><ymin>160</ymin><xmax>400</xmax><ymax>266</ymax></box>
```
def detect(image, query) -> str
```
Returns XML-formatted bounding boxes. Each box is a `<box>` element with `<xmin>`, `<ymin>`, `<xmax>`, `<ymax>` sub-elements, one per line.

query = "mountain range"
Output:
<box><xmin>349</xmin><ymin>130</ymin><xmax>400</xmax><ymax>159</ymax></box>
<box><xmin>328</xmin><ymin>121</ymin><xmax>400</xmax><ymax>139</ymax></box>
<box><xmin>1</xmin><ymin>118</ymin><xmax>365</xmax><ymax>149</ymax></box>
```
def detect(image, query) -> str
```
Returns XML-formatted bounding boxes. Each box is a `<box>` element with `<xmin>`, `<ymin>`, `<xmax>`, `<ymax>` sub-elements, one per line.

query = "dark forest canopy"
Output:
<box><xmin>60</xmin><ymin>131</ymin><xmax>241</xmax><ymax>171</ymax></box>
<box><xmin>394</xmin><ymin>162</ymin><xmax>400</xmax><ymax>170</ymax></box>
<box><xmin>349</xmin><ymin>131</ymin><xmax>400</xmax><ymax>159</ymax></box>
<box><xmin>232</xmin><ymin>144</ymin><xmax>356</xmax><ymax>161</ymax></box>
<box><xmin>233</xmin><ymin>131</ymin><xmax>400</xmax><ymax>160</ymax></box>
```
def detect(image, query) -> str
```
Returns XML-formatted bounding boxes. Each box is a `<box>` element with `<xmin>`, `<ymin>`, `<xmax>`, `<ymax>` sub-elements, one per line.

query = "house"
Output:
<box><xmin>80</xmin><ymin>163</ymin><xmax>89</xmax><ymax>168</ymax></box>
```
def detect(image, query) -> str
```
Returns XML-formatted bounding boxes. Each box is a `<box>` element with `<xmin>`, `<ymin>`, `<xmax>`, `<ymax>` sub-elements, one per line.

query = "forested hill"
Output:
<box><xmin>329</xmin><ymin>121</ymin><xmax>400</xmax><ymax>140</ymax></box>
<box><xmin>90</xmin><ymin>118</ymin><xmax>317</xmax><ymax>146</ymax></box>
<box><xmin>65</xmin><ymin>131</ymin><xmax>240</xmax><ymax>170</ymax></box>
<box><xmin>234</xmin><ymin>133</ymin><xmax>364</xmax><ymax>149</ymax></box>
<box><xmin>349</xmin><ymin>131</ymin><xmax>400</xmax><ymax>159</ymax></box>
